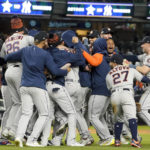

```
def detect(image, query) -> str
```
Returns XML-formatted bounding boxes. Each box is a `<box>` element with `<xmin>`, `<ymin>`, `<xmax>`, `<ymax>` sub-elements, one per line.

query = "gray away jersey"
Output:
<box><xmin>106</xmin><ymin>65</ymin><xmax>143</xmax><ymax>91</ymax></box>
<box><xmin>137</xmin><ymin>53</ymin><xmax>147</xmax><ymax>63</ymax></box>
<box><xmin>0</xmin><ymin>33</ymin><xmax>34</xmax><ymax>58</ymax></box>
<box><xmin>142</xmin><ymin>55</ymin><xmax>150</xmax><ymax>79</ymax></box>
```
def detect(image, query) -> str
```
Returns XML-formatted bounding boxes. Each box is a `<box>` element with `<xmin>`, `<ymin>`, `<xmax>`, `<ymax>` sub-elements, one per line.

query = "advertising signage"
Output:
<box><xmin>0</xmin><ymin>0</ymin><xmax>52</xmax><ymax>16</ymax></box>
<box><xmin>67</xmin><ymin>1</ymin><xmax>133</xmax><ymax>19</ymax></box>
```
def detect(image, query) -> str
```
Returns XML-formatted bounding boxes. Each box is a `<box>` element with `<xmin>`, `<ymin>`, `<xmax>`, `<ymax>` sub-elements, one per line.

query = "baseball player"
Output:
<box><xmin>82</xmin><ymin>37</ymin><xmax>114</xmax><ymax>145</ymax></box>
<box><xmin>46</xmin><ymin>31</ymin><xmax>84</xmax><ymax>146</ymax></box>
<box><xmin>48</xmin><ymin>30</ymin><xmax>93</xmax><ymax>146</ymax></box>
<box><xmin>78</xmin><ymin>62</ymin><xmax>93</xmax><ymax>144</ymax></box>
<box><xmin>135</xmin><ymin>36</ymin><xmax>150</xmax><ymax>126</ymax></box>
<box><xmin>0</xmin><ymin>16</ymin><xmax>34</xmax><ymax>140</ymax></box>
<box><xmin>0</xmin><ymin>56</ymin><xmax>12</xmax><ymax>145</ymax></box>
<box><xmin>0</xmin><ymin>67</ymin><xmax>13</xmax><ymax>134</ymax></box>
<box><xmin>88</xmin><ymin>30</ymin><xmax>99</xmax><ymax>54</ymax></box>
<box><xmin>80</xmin><ymin>30</ymin><xmax>99</xmax><ymax>127</ymax></box>
<box><xmin>106</xmin><ymin>38</ymin><xmax>132</xmax><ymax>144</ymax></box>
<box><xmin>123</xmin><ymin>36</ymin><xmax>150</xmax><ymax>126</ymax></box>
<box><xmin>100</xmin><ymin>27</ymin><xmax>112</xmax><ymax>40</ymax></box>
<box><xmin>63</xmin><ymin>31</ymin><xmax>93</xmax><ymax>145</ymax></box>
<box><xmin>88</xmin><ymin>30</ymin><xmax>100</xmax><ymax>45</ymax></box>
<box><xmin>0</xmin><ymin>38</ymin><xmax>12</xmax><ymax>138</ymax></box>
<box><xmin>5</xmin><ymin>31</ymin><xmax>69</xmax><ymax>147</ymax></box>
<box><xmin>106</xmin><ymin>38</ymin><xmax>118</xmax><ymax>56</ymax></box>
<box><xmin>106</xmin><ymin>54</ymin><xmax>150</xmax><ymax>148</ymax></box>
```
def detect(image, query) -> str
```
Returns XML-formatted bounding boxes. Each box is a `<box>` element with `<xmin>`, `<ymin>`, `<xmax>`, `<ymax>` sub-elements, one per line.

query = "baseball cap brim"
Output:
<box><xmin>110</xmin><ymin>54</ymin><xmax>123</xmax><ymax>65</ymax></box>
<box><xmin>34</xmin><ymin>31</ymin><xmax>48</xmax><ymax>43</ymax></box>
<box><xmin>88</xmin><ymin>34</ymin><xmax>97</xmax><ymax>38</ymax></box>
<box><xmin>101</xmin><ymin>27</ymin><xmax>114</xmax><ymax>35</ymax></box>
<box><xmin>138</xmin><ymin>36</ymin><xmax>150</xmax><ymax>46</ymax></box>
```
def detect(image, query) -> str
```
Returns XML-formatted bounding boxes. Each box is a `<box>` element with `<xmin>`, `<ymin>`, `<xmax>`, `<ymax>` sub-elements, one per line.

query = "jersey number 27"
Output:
<box><xmin>112</xmin><ymin>71</ymin><xmax>129</xmax><ymax>84</ymax></box>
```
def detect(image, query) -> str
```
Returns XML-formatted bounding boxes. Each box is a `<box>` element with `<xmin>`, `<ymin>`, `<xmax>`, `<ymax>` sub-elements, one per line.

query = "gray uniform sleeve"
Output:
<box><xmin>132</xmin><ymin>68</ymin><xmax>143</xmax><ymax>81</ymax></box>
<box><xmin>26</xmin><ymin>35</ymin><xmax>34</xmax><ymax>46</ymax></box>
<box><xmin>0</xmin><ymin>43</ymin><xmax>6</xmax><ymax>58</ymax></box>
<box><xmin>143</xmin><ymin>55</ymin><xmax>150</xmax><ymax>67</ymax></box>
<box><xmin>137</xmin><ymin>54</ymin><xmax>146</xmax><ymax>63</ymax></box>
<box><xmin>106</xmin><ymin>74</ymin><xmax>111</xmax><ymax>90</ymax></box>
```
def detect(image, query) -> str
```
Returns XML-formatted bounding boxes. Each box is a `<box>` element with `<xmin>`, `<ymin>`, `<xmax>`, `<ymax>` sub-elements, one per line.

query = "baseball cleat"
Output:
<box><xmin>115</xmin><ymin>140</ymin><xmax>121</xmax><ymax>147</ymax></box>
<box><xmin>50</xmin><ymin>136</ymin><xmax>62</xmax><ymax>146</ymax></box>
<box><xmin>89</xmin><ymin>135</ymin><xmax>94</xmax><ymax>144</ymax></box>
<box><xmin>26</xmin><ymin>141</ymin><xmax>44</xmax><ymax>147</ymax></box>
<box><xmin>8</xmin><ymin>130</ymin><xmax>15</xmax><ymax>141</ymax></box>
<box><xmin>131</xmin><ymin>139</ymin><xmax>141</xmax><ymax>148</ymax></box>
<box><xmin>56</xmin><ymin>123</ymin><xmax>67</xmax><ymax>136</ymax></box>
<box><xmin>121</xmin><ymin>136</ymin><xmax>129</xmax><ymax>144</ymax></box>
<box><xmin>99</xmin><ymin>137</ymin><xmax>115</xmax><ymax>146</ymax></box>
<box><xmin>47</xmin><ymin>140</ymin><xmax>53</xmax><ymax>146</ymax></box>
<box><xmin>137</xmin><ymin>135</ymin><xmax>142</xmax><ymax>143</ymax></box>
<box><xmin>2</xmin><ymin>128</ymin><xmax>9</xmax><ymax>139</ymax></box>
<box><xmin>67</xmin><ymin>141</ymin><xmax>84</xmax><ymax>146</ymax></box>
<box><xmin>80</xmin><ymin>138</ymin><xmax>92</xmax><ymax>146</ymax></box>
<box><xmin>15</xmin><ymin>138</ymin><xmax>23</xmax><ymax>147</ymax></box>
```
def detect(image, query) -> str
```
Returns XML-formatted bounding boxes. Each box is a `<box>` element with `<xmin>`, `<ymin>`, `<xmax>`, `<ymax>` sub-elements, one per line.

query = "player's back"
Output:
<box><xmin>21</xmin><ymin>45</ymin><xmax>50</xmax><ymax>89</ymax></box>
<box><xmin>106</xmin><ymin>65</ymin><xmax>139</xmax><ymax>90</ymax></box>
<box><xmin>142</xmin><ymin>54</ymin><xmax>150</xmax><ymax>78</ymax></box>
<box><xmin>1</xmin><ymin>33</ymin><xmax>34</xmax><ymax>57</ymax></box>
<box><xmin>1</xmin><ymin>33</ymin><xmax>34</xmax><ymax>67</ymax></box>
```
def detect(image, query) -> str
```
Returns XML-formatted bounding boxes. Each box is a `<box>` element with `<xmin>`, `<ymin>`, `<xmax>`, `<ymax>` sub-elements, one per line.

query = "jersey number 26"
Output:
<box><xmin>6</xmin><ymin>41</ymin><xmax>20</xmax><ymax>54</ymax></box>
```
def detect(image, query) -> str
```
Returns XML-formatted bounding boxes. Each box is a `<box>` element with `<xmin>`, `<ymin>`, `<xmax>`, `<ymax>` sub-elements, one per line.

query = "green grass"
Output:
<box><xmin>0</xmin><ymin>125</ymin><xmax>149</xmax><ymax>150</ymax></box>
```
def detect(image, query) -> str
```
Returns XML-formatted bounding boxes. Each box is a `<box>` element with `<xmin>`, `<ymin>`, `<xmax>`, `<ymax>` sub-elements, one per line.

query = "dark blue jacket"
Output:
<box><xmin>5</xmin><ymin>45</ymin><xmax>67</xmax><ymax>90</ymax></box>
<box><xmin>78</xmin><ymin>42</ymin><xmax>91</xmax><ymax>88</ymax></box>
<box><xmin>1</xmin><ymin>67</ymin><xmax>7</xmax><ymax>85</ymax></box>
<box><xmin>91</xmin><ymin>38</ymin><xmax>110</xmax><ymax>96</ymax></box>
<box><xmin>47</xmin><ymin>43</ymin><xmax>84</xmax><ymax>86</ymax></box>
<box><xmin>0</xmin><ymin>58</ymin><xmax>7</xmax><ymax>85</ymax></box>
<box><xmin>91</xmin><ymin>57</ymin><xmax>110</xmax><ymax>96</ymax></box>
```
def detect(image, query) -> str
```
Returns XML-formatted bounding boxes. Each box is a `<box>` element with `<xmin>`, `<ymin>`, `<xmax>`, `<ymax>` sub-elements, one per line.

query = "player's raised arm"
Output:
<box><xmin>82</xmin><ymin>38</ymin><xmax>107</xmax><ymax>67</ymax></box>
<box><xmin>82</xmin><ymin>50</ymin><xmax>103</xmax><ymax>67</ymax></box>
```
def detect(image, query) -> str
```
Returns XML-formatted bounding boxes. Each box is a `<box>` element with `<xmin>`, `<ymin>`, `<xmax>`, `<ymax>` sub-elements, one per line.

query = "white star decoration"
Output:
<box><xmin>86</xmin><ymin>5</ymin><xmax>95</xmax><ymax>16</ymax></box>
<box><xmin>2</xmin><ymin>0</ymin><xmax>12</xmax><ymax>13</ymax></box>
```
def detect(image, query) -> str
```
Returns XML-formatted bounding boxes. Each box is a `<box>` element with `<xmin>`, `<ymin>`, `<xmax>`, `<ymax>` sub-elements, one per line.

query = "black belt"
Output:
<box><xmin>47</xmin><ymin>78</ymin><xmax>52</xmax><ymax>82</ymax></box>
<box><xmin>112</xmin><ymin>88</ymin><xmax>130</xmax><ymax>93</ymax></box>
<box><xmin>13</xmin><ymin>65</ymin><xmax>20</xmax><ymax>67</ymax></box>
<box><xmin>65</xmin><ymin>79</ymin><xmax>79</xmax><ymax>83</ymax></box>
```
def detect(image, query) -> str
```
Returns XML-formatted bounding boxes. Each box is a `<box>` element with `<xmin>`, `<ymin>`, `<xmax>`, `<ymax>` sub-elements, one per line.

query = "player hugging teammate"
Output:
<box><xmin>0</xmin><ymin>16</ymin><xmax>149</xmax><ymax>148</ymax></box>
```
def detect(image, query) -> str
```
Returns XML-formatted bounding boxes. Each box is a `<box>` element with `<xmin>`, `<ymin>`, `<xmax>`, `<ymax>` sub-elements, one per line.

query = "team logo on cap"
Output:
<box><xmin>108</xmin><ymin>28</ymin><xmax>111</xmax><ymax>31</ymax></box>
<box><xmin>90</xmin><ymin>30</ymin><xmax>93</xmax><ymax>34</ymax></box>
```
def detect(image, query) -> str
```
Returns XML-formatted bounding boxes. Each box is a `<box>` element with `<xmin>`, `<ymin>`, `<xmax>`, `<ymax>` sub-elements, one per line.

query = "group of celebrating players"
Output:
<box><xmin>0</xmin><ymin>15</ymin><xmax>150</xmax><ymax>148</ymax></box>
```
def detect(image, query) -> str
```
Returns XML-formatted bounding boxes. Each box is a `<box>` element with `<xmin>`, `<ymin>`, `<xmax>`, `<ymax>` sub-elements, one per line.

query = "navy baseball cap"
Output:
<box><xmin>101</xmin><ymin>27</ymin><xmax>112</xmax><ymax>34</ymax></box>
<box><xmin>110</xmin><ymin>54</ymin><xmax>123</xmax><ymax>65</ymax></box>
<box><xmin>34</xmin><ymin>31</ymin><xmax>48</xmax><ymax>43</ymax></box>
<box><xmin>88</xmin><ymin>30</ymin><xmax>99</xmax><ymax>38</ymax></box>
<box><xmin>139</xmin><ymin>36</ymin><xmax>150</xmax><ymax>45</ymax></box>
<box><xmin>61</xmin><ymin>30</ymin><xmax>76</xmax><ymax>48</ymax></box>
